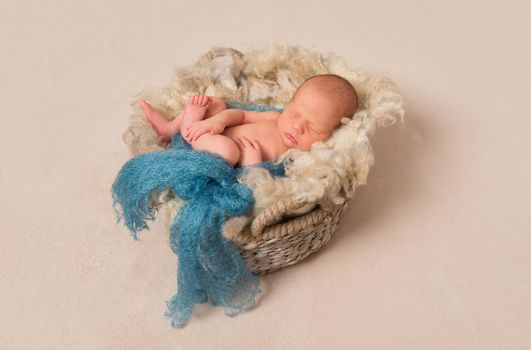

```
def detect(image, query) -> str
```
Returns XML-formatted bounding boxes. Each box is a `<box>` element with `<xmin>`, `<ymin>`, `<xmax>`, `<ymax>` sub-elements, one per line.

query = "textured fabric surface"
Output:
<box><xmin>111</xmin><ymin>103</ymin><xmax>286</xmax><ymax>328</ymax></box>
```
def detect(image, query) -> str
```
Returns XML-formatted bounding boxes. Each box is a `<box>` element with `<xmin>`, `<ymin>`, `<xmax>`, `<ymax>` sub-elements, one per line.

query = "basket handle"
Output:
<box><xmin>250</xmin><ymin>197</ymin><xmax>307</xmax><ymax>237</ymax></box>
<box><xmin>250</xmin><ymin>196</ymin><xmax>337</xmax><ymax>237</ymax></box>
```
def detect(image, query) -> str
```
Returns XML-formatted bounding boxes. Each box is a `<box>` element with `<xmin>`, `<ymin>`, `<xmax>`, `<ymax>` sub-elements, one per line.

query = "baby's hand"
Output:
<box><xmin>185</xmin><ymin>118</ymin><xmax>225</xmax><ymax>142</ymax></box>
<box><xmin>235</xmin><ymin>137</ymin><xmax>262</xmax><ymax>166</ymax></box>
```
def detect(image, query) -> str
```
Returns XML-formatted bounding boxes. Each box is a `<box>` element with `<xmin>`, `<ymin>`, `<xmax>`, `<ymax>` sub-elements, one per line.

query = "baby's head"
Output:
<box><xmin>277</xmin><ymin>74</ymin><xmax>358</xmax><ymax>151</ymax></box>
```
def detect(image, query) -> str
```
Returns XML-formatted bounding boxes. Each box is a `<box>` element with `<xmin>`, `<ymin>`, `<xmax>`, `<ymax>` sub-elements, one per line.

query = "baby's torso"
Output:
<box><xmin>222</xmin><ymin>119</ymin><xmax>289</xmax><ymax>162</ymax></box>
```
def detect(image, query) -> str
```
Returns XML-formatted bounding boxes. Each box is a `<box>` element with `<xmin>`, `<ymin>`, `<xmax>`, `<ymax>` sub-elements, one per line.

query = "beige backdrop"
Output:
<box><xmin>1</xmin><ymin>0</ymin><xmax>530</xmax><ymax>349</ymax></box>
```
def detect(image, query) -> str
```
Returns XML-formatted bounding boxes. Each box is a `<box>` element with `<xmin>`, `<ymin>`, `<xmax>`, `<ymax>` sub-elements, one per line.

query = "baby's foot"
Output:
<box><xmin>180</xmin><ymin>94</ymin><xmax>212</xmax><ymax>138</ymax></box>
<box><xmin>140</xmin><ymin>100</ymin><xmax>176</xmax><ymax>142</ymax></box>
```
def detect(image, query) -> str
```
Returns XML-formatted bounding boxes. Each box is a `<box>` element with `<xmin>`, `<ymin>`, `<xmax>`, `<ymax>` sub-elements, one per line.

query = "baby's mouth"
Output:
<box><xmin>285</xmin><ymin>132</ymin><xmax>298</xmax><ymax>144</ymax></box>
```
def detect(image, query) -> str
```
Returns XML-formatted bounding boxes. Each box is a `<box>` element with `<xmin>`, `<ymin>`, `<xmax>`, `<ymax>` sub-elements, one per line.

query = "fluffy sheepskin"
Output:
<box><xmin>121</xmin><ymin>43</ymin><xmax>405</xmax><ymax>239</ymax></box>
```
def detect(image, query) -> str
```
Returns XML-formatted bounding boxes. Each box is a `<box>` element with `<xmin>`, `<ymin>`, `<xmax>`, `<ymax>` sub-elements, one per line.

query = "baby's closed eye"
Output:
<box><xmin>309</xmin><ymin>125</ymin><xmax>321</xmax><ymax>134</ymax></box>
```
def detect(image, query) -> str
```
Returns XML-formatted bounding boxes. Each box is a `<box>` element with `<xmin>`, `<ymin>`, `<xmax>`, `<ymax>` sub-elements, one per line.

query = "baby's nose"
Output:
<box><xmin>292</xmin><ymin>120</ymin><xmax>305</xmax><ymax>134</ymax></box>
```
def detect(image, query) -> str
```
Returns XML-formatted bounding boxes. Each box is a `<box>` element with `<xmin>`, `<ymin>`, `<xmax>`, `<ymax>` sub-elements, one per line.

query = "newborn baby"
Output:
<box><xmin>140</xmin><ymin>74</ymin><xmax>358</xmax><ymax>167</ymax></box>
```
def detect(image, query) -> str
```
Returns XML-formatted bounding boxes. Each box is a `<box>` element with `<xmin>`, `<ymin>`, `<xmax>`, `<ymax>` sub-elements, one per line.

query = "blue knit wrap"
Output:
<box><xmin>111</xmin><ymin>101</ymin><xmax>285</xmax><ymax>328</ymax></box>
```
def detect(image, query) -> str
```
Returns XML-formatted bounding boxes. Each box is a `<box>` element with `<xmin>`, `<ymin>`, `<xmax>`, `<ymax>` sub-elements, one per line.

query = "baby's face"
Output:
<box><xmin>276</xmin><ymin>85</ymin><xmax>342</xmax><ymax>151</ymax></box>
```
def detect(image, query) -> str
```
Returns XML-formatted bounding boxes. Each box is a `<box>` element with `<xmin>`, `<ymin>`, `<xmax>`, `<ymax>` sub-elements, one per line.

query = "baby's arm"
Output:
<box><xmin>184</xmin><ymin>109</ymin><xmax>279</xmax><ymax>141</ymax></box>
<box><xmin>241</xmin><ymin>110</ymin><xmax>280</xmax><ymax>124</ymax></box>
<box><xmin>216</xmin><ymin>109</ymin><xmax>245</xmax><ymax>126</ymax></box>
<box><xmin>205</xmin><ymin>108</ymin><xmax>278</xmax><ymax>126</ymax></box>
<box><xmin>184</xmin><ymin>109</ymin><xmax>244</xmax><ymax>141</ymax></box>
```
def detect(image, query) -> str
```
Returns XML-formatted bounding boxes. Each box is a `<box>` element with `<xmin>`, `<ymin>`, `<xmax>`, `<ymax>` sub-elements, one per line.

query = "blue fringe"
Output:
<box><xmin>111</xmin><ymin>102</ymin><xmax>286</xmax><ymax>328</ymax></box>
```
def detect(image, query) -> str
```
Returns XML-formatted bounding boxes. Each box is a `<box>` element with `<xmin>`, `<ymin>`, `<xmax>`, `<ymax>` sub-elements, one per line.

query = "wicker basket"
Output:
<box><xmin>123</xmin><ymin>44</ymin><xmax>405</xmax><ymax>277</ymax></box>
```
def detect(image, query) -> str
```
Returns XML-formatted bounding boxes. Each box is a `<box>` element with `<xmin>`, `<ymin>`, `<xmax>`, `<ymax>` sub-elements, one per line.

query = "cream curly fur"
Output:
<box><xmin>121</xmin><ymin>43</ymin><xmax>405</xmax><ymax>240</ymax></box>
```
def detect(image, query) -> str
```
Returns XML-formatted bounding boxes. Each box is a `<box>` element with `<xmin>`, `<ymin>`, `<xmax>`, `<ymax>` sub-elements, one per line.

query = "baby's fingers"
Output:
<box><xmin>234</xmin><ymin>137</ymin><xmax>245</xmax><ymax>149</ymax></box>
<box><xmin>251</xmin><ymin>140</ymin><xmax>260</xmax><ymax>149</ymax></box>
<box><xmin>242</xmin><ymin>137</ymin><xmax>258</xmax><ymax>149</ymax></box>
<box><xmin>190</xmin><ymin>130</ymin><xmax>197</xmax><ymax>141</ymax></box>
<box><xmin>187</xmin><ymin>127</ymin><xmax>198</xmax><ymax>141</ymax></box>
<box><xmin>185</xmin><ymin>126</ymin><xmax>194</xmax><ymax>139</ymax></box>
<box><xmin>191</xmin><ymin>128</ymin><xmax>204</xmax><ymax>141</ymax></box>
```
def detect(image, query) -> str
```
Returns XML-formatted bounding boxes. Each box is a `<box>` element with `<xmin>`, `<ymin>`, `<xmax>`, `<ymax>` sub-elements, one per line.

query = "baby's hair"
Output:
<box><xmin>294</xmin><ymin>73</ymin><xmax>359</xmax><ymax>121</ymax></box>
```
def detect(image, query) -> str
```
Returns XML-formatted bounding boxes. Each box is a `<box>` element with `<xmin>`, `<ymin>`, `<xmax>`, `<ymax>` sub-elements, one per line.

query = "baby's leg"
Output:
<box><xmin>140</xmin><ymin>100</ymin><xmax>179</xmax><ymax>142</ymax></box>
<box><xmin>140</xmin><ymin>96</ymin><xmax>227</xmax><ymax>142</ymax></box>
<box><xmin>179</xmin><ymin>94</ymin><xmax>211</xmax><ymax>136</ymax></box>
<box><xmin>190</xmin><ymin>133</ymin><xmax>240</xmax><ymax>167</ymax></box>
